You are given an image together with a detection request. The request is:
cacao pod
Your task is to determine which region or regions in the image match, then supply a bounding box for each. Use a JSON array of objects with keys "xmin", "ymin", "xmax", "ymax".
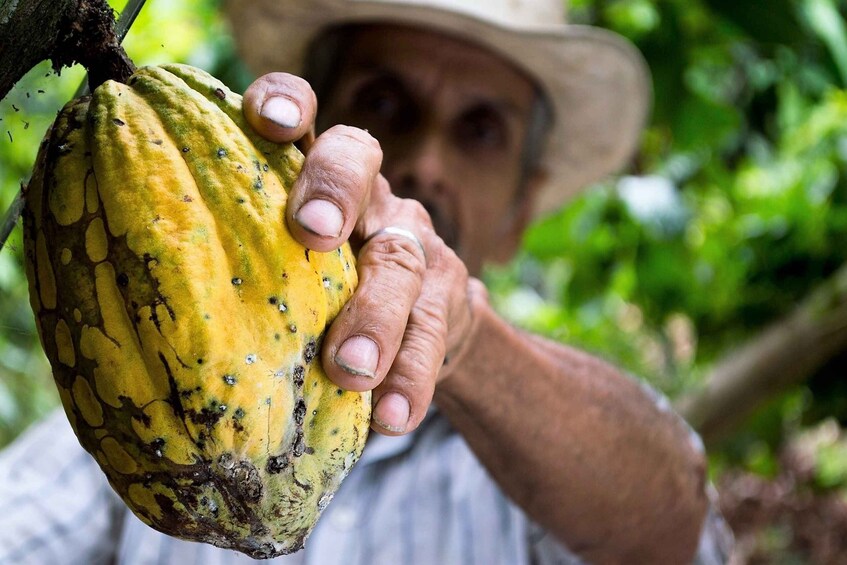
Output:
[{"xmin": 22, "ymin": 64, "xmax": 370, "ymax": 558}]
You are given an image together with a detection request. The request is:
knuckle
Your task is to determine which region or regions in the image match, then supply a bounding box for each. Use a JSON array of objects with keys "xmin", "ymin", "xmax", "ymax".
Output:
[
  {"xmin": 400, "ymin": 325, "xmax": 445, "ymax": 377},
  {"xmin": 399, "ymin": 198, "xmax": 432, "ymax": 226},
  {"xmin": 325, "ymin": 124, "xmax": 382, "ymax": 154},
  {"xmin": 363, "ymin": 237, "xmax": 427, "ymax": 279},
  {"xmin": 353, "ymin": 287, "xmax": 409, "ymax": 326}
]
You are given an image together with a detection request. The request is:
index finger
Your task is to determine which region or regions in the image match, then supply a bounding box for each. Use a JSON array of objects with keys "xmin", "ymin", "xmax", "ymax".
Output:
[
  {"xmin": 242, "ymin": 72, "xmax": 317, "ymax": 143},
  {"xmin": 287, "ymin": 125, "xmax": 384, "ymax": 252}
]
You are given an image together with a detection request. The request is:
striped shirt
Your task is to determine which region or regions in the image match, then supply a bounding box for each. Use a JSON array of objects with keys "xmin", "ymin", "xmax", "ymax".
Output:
[{"xmin": 0, "ymin": 407, "xmax": 733, "ymax": 564}]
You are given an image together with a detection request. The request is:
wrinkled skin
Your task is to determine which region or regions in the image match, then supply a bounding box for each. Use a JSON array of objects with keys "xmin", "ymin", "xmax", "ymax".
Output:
[{"xmin": 242, "ymin": 26, "xmax": 711, "ymax": 565}]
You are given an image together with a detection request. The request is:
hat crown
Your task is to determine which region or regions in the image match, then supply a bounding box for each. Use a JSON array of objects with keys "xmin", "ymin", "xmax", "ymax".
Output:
[{"xmin": 353, "ymin": 0, "xmax": 567, "ymax": 28}]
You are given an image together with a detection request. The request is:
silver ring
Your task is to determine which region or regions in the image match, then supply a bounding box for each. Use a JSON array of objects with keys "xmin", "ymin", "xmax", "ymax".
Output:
[{"xmin": 365, "ymin": 226, "xmax": 427, "ymax": 261}]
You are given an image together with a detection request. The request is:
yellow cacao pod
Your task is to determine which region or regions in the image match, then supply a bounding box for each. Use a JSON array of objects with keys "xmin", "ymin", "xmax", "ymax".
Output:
[{"xmin": 22, "ymin": 64, "xmax": 370, "ymax": 558}]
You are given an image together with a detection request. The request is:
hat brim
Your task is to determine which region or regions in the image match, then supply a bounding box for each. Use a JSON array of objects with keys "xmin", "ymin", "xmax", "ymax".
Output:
[{"xmin": 225, "ymin": 0, "xmax": 651, "ymax": 218}]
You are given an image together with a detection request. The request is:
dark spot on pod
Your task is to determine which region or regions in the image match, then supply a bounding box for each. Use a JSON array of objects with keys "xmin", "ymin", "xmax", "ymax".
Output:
[
  {"xmin": 182, "ymin": 146, "xmax": 190, "ymax": 153},
  {"xmin": 113, "ymin": 118, "xmax": 125, "ymax": 126},
  {"xmin": 289, "ymin": 324, "xmax": 297, "ymax": 333},
  {"xmin": 182, "ymin": 195, "xmax": 193, "ymax": 202},
  {"xmin": 152, "ymin": 139, "xmax": 164, "ymax": 145},
  {"xmin": 233, "ymin": 407, "xmax": 245, "ymax": 420},
  {"xmin": 217, "ymin": 148, "xmax": 227, "ymax": 158},
  {"xmin": 336, "ymin": 389, "xmax": 344, "ymax": 396},
  {"xmin": 304, "ymin": 249, "xmax": 310, "ymax": 261},
  {"xmin": 214, "ymin": 87, "xmax": 226, "ymax": 100},
  {"xmin": 131, "ymin": 409, "xmax": 152, "ymax": 427},
  {"xmin": 223, "ymin": 374, "xmax": 236, "ymax": 386},
  {"xmin": 312, "ymin": 409, "xmax": 318, "ymax": 416},
  {"xmin": 266, "ymin": 454, "xmax": 289, "ymax": 474},
  {"xmin": 293, "ymin": 365, "xmax": 305, "ymax": 387},
  {"xmin": 274, "ymin": 333, "xmax": 281, "ymax": 341},
  {"xmin": 151, "ymin": 437, "xmax": 165, "ymax": 457},
  {"xmin": 200, "ymin": 495, "xmax": 219, "ymax": 516},
  {"xmin": 293, "ymin": 433, "xmax": 305, "ymax": 457},
  {"xmin": 303, "ymin": 340, "xmax": 317, "ymax": 364},
  {"xmin": 331, "ymin": 428, "xmax": 339, "ymax": 436},
  {"xmin": 188, "ymin": 404, "xmax": 225, "ymax": 429},
  {"xmin": 268, "ymin": 296, "xmax": 278, "ymax": 305},
  {"xmin": 294, "ymin": 399, "xmax": 306, "ymax": 425},
  {"xmin": 254, "ymin": 177, "xmax": 263, "ymax": 190},
  {"xmin": 204, "ymin": 313, "xmax": 211, "ymax": 320},
  {"xmin": 179, "ymin": 385, "xmax": 202, "ymax": 399},
  {"xmin": 305, "ymin": 447, "xmax": 315, "ymax": 455},
  {"xmin": 282, "ymin": 272, "xmax": 288, "ymax": 279},
  {"xmin": 337, "ymin": 283, "xmax": 344, "ymax": 291},
  {"xmin": 128, "ymin": 76, "xmax": 138, "ymax": 85},
  {"xmin": 254, "ymin": 543, "xmax": 277, "ymax": 559},
  {"xmin": 236, "ymin": 197, "xmax": 245, "ymax": 204},
  {"xmin": 196, "ymin": 358, "xmax": 204, "ymax": 365},
  {"xmin": 231, "ymin": 277, "xmax": 242, "ymax": 286},
  {"xmin": 116, "ymin": 272, "xmax": 129, "ymax": 287},
  {"xmin": 218, "ymin": 455, "xmax": 263, "ymax": 502},
  {"xmin": 263, "ymin": 164, "xmax": 269, "ymax": 172}
]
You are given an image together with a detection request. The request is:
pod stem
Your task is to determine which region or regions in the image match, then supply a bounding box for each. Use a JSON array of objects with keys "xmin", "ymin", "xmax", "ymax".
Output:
[{"xmin": 52, "ymin": 0, "xmax": 136, "ymax": 90}]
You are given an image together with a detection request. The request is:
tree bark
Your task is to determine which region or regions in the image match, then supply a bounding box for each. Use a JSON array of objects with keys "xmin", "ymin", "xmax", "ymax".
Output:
[
  {"xmin": 0, "ymin": 0, "xmax": 133, "ymax": 101},
  {"xmin": 676, "ymin": 261, "xmax": 847, "ymax": 446}
]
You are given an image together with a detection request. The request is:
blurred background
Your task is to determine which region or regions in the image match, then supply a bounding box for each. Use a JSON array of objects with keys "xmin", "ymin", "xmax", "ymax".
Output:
[{"xmin": 2, "ymin": 0, "xmax": 847, "ymax": 562}]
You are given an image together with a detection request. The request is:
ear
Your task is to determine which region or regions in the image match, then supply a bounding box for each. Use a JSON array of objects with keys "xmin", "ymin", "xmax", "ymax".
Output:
[{"xmin": 488, "ymin": 169, "xmax": 549, "ymax": 264}]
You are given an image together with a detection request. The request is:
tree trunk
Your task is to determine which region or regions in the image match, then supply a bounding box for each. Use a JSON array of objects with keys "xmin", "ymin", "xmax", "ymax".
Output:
[
  {"xmin": 676, "ymin": 261, "xmax": 847, "ymax": 446},
  {"xmin": 0, "ymin": 0, "xmax": 133, "ymax": 101}
]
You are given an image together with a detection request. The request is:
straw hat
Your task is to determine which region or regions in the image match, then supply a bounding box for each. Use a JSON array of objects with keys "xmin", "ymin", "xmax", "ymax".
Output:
[{"xmin": 225, "ymin": 0, "xmax": 651, "ymax": 218}]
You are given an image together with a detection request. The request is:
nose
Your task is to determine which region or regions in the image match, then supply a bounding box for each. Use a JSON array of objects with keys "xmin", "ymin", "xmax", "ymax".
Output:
[
  {"xmin": 383, "ymin": 132, "xmax": 459, "ymax": 249},
  {"xmin": 385, "ymin": 132, "xmax": 447, "ymax": 201}
]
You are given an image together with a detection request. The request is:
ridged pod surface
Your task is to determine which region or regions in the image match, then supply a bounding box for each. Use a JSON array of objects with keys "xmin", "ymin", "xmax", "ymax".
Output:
[{"xmin": 22, "ymin": 64, "xmax": 370, "ymax": 558}]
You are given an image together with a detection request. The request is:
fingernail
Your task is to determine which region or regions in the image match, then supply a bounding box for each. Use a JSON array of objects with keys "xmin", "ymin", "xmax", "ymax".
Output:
[
  {"xmin": 374, "ymin": 393, "xmax": 410, "ymax": 433},
  {"xmin": 295, "ymin": 199, "xmax": 344, "ymax": 238},
  {"xmin": 335, "ymin": 336, "xmax": 379, "ymax": 378},
  {"xmin": 260, "ymin": 96, "xmax": 301, "ymax": 128}
]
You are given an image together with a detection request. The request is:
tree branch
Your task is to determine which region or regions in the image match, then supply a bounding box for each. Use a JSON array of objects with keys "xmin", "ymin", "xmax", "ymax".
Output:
[
  {"xmin": 0, "ymin": 0, "xmax": 133, "ymax": 101},
  {"xmin": 675, "ymin": 261, "xmax": 847, "ymax": 446}
]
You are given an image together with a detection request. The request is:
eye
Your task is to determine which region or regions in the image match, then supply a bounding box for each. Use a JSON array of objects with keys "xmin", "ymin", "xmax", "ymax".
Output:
[
  {"xmin": 455, "ymin": 106, "xmax": 508, "ymax": 151},
  {"xmin": 349, "ymin": 76, "xmax": 415, "ymax": 133}
]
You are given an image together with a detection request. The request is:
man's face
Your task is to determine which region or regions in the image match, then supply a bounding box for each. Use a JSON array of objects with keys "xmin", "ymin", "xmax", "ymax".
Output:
[{"xmin": 318, "ymin": 26, "xmax": 542, "ymax": 275}]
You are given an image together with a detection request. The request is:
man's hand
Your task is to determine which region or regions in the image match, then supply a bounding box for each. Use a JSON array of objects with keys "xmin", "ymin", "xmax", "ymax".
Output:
[{"xmin": 243, "ymin": 73, "xmax": 480, "ymax": 436}]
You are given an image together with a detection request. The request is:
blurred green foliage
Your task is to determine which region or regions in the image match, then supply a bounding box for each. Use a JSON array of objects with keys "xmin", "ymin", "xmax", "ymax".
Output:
[
  {"xmin": 489, "ymin": 0, "xmax": 847, "ymax": 479},
  {"xmin": 1, "ymin": 0, "xmax": 847, "ymax": 501}
]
